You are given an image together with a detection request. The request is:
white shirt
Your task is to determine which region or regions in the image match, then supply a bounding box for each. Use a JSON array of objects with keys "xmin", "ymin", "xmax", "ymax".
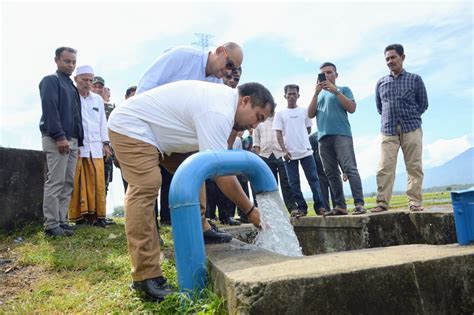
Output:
[
  {"xmin": 79, "ymin": 92, "xmax": 109, "ymax": 158},
  {"xmin": 272, "ymin": 106, "xmax": 313, "ymax": 160},
  {"xmin": 253, "ymin": 116, "xmax": 283, "ymax": 159},
  {"xmin": 108, "ymin": 80, "xmax": 238, "ymax": 155},
  {"xmin": 136, "ymin": 46, "xmax": 223, "ymax": 94}
]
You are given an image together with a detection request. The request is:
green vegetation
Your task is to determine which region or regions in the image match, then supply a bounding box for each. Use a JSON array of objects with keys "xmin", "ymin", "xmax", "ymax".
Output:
[
  {"xmin": 306, "ymin": 190, "xmax": 452, "ymax": 215},
  {"xmin": 0, "ymin": 220, "xmax": 226, "ymax": 314}
]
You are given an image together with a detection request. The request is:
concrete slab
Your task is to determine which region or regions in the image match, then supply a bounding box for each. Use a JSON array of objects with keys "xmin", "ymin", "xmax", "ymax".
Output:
[{"xmin": 206, "ymin": 242, "xmax": 474, "ymax": 314}]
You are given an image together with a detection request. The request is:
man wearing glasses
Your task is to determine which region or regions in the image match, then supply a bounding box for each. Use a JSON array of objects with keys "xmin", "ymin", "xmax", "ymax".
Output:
[{"xmin": 136, "ymin": 42, "xmax": 243, "ymax": 93}]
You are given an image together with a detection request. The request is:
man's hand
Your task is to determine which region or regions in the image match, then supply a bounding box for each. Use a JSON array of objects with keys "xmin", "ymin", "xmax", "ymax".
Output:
[
  {"xmin": 315, "ymin": 81, "xmax": 324, "ymax": 96},
  {"xmin": 103, "ymin": 144, "xmax": 112, "ymax": 157},
  {"xmin": 321, "ymin": 81, "xmax": 337, "ymax": 94},
  {"xmin": 248, "ymin": 207, "xmax": 261, "ymax": 228},
  {"xmin": 283, "ymin": 150, "xmax": 292, "ymax": 161},
  {"xmin": 56, "ymin": 139, "xmax": 70, "ymax": 154}
]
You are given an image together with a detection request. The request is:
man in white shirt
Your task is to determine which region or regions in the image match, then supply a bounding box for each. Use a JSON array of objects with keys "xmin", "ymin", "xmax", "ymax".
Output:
[
  {"xmin": 254, "ymin": 112, "xmax": 295, "ymax": 213},
  {"xmin": 68, "ymin": 65, "xmax": 112, "ymax": 227},
  {"xmin": 273, "ymin": 84, "xmax": 325, "ymax": 218},
  {"xmin": 136, "ymin": 43, "xmax": 243, "ymax": 94},
  {"xmin": 108, "ymin": 80, "xmax": 274, "ymax": 301}
]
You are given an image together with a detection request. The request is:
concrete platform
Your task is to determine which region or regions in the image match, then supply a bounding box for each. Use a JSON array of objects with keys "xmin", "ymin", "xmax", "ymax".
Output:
[{"xmin": 206, "ymin": 242, "xmax": 474, "ymax": 314}]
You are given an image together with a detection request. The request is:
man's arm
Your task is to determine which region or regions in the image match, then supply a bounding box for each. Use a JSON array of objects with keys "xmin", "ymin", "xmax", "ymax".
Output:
[
  {"xmin": 308, "ymin": 82, "xmax": 324, "ymax": 118},
  {"xmin": 321, "ymin": 82, "xmax": 356, "ymax": 113},
  {"xmin": 227, "ymin": 129, "xmax": 238, "ymax": 149},
  {"xmin": 39, "ymin": 76, "xmax": 65, "ymax": 141},
  {"xmin": 276, "ymin": 130, "xmax": 291, "ymax": 161},
  {"xmin": 375, "ymin": 81, "xmax": 382, "ymax": 115},
  {"xmin": 415, "ymin": 76, "xmax": 429, "ymax": 114},
  {"xmin": 215, "ymin": 175, "xmax": 260, "ymax": 227}
]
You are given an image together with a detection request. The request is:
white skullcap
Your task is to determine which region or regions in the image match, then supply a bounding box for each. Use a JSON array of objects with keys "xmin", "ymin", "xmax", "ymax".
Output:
[{"xmin": 75, "ymin": 65, "xmax": 94, "ymax": 76}]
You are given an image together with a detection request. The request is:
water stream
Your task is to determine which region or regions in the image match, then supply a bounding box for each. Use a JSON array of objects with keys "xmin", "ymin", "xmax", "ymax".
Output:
[{"xmin": 254, "ymin": 191, "xmax": 303, "ymax": 257}]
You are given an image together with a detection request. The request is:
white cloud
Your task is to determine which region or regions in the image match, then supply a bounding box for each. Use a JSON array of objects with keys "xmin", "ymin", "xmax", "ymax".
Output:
[{"xmin": 424, "ymin": 134, "xmax": 473, "ymax": 167}]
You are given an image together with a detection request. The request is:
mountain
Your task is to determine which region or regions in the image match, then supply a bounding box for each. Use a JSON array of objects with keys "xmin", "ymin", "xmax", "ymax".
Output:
[{"xmin": 361, "ymin": 147, "xmax": 474, "ymax": 193}]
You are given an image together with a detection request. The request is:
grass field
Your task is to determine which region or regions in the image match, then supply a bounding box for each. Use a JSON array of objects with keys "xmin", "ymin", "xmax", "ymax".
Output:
[
  {"xmin": 305, "ymin": 191, "xmax": 452, "ymax": 216},
  {"xmin": 0, "ymin": 222, "xmax": 225, "ymax": 314},
  {"xmin": 0, "ymin": 191, "xmax": 453, "ymax": 313}
]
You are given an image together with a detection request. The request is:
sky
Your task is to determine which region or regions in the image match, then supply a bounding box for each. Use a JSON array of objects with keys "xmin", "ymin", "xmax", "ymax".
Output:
[{"xmin": 1, "ymin": 0, "xmax": 473, "ymax": 212}]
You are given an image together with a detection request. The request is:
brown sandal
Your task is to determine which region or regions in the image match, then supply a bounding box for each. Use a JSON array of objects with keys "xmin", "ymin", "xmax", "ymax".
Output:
[
  {"xmin": 323, "ymin": 208, "xmax": 348, "ymax": 216},
  {"xmin": 409, "ymin": 205, "xmax": 424, "ymax": 212},
  {"xmin": 353, "ymin": 205, "xmax": 367, "ymax": 215},
  {"xmin": 371, "ymin": 205, "xmax": 388, "ymax": 213}
]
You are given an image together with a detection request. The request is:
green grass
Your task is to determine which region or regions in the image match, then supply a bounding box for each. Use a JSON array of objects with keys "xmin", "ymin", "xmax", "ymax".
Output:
[
  {"xmin": 306, "ymin": 190, "xmax": 452, "ymax": 215},
  {"xmin": 0, "ymin": 220, "xmax": 226, "ymax": 314}
]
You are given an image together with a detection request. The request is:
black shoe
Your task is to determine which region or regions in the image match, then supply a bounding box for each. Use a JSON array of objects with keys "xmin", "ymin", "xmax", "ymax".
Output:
[
  {"xmin": 203, "ymin": 223, "xmax": 232, "ymax": 244},
  {"xmin": 93, "ymin": 219, "xmax": 108, "ymax": 228},
  {"xmin": 130, "ymin": 276, "xmax": 175, "ymax": 301},
  {"xmin": 60, "ymin": 223, "xmax": 76, "ymax": 230},
  {"xmin": 45, "ymin": 226, "xmax": 74, "ymax": 237},
  {"xmin": 105, "ymin": 218, "xmax": 116, "ymax": 225},
  {"xmin": 75, "ymin": 218, "xmax": 88, "ymax": 226},
  {"xmin": 220, "ymin": 217, "xmax": 241, "ymax": 226}
]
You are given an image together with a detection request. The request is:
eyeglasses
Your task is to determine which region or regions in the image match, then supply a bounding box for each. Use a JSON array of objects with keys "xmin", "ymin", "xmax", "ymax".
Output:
[{"xmin": 223, "ymin": 47, "xmax": 239, "ymax": 72}]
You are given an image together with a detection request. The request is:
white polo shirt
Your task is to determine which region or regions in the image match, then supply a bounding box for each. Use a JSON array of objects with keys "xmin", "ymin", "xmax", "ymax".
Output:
[
  {"xmin": 79, "ymin": 92, "xmax": 109, "ymax": 158},
  {"xmin": 136, "ymin": 46, "xmax": 223, "ymax": 94},
  {"xmin": 108, "ymin": 80, "xmax": 238, "ymax": 155}
]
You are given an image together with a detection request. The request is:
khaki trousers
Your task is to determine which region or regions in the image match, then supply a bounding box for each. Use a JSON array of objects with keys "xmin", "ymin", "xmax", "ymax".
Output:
[
  {"xmin": 376, "ymin": 127, "xmax": 423, "ymax": 208},
  {"xmin": 109, "ymin": 130, "xmax": 208, "ymax": 281}
]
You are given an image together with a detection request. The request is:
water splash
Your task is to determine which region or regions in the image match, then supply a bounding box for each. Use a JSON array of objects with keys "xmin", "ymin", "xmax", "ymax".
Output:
[{"xmin": 254, "ymin": 191, "xmax": 303, "ymax": 257}]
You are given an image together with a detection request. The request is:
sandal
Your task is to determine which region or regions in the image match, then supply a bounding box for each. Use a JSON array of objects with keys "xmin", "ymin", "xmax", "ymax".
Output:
[
  {"xmin": 409, "ymin": 205, "xmax": 424, "ymax": 212},
  {"xmin": 290, "ymin": 210, "xmax": 307, "ymax": 218},
  {"xmin": 371, "ymin": 205, "xmax": 388, "ymax": 213},
  {"xmin": 323, "ymin": 208, "xmax": 348, "ymax": 216},
  {"xmin": 352, "ymin": 205, "xmax": 367, "ymax": 215},
  {"xmin": 316, "ymin": 208, "xmax": 327, "ymax": 216}
]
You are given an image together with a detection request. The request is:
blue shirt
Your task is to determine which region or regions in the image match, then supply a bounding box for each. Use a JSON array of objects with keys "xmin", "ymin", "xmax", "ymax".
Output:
[
  {"xmin": 316, "ymin": 86, "xmax": 354, "ymax": 140},
  {"xmin": 136, "ymin": 46, "xmax": 222, "ymax": 94},
  {"xmin": 375, "ymin": 69, "xmax": 428, "ymax": 136}
]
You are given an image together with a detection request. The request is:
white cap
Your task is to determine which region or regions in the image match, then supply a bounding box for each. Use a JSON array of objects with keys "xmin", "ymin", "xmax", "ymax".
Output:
[{"xmin": 75, "ymin": 65, "xmax": 94, "ymax": 76}]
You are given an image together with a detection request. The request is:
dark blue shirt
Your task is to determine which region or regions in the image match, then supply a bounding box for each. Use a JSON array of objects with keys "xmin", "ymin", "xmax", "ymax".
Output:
[
  {"xmin": 39, "ymin": 71, "xmax": 83, "ymax": 145},
  {"xmin": 375, "ymin": 69, "xmax": 428, "ymax": 136}
]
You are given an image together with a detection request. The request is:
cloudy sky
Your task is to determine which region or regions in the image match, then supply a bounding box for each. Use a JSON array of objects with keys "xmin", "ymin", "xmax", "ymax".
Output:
[{"xmin": 1, "ymin": 0, "xmax": 473, "ymax": 211}]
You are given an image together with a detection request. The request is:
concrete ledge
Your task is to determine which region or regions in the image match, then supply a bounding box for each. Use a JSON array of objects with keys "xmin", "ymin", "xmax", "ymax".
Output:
[{"xmin": 206, "ymin": 242, "xmax": 474, "ymax": 314}]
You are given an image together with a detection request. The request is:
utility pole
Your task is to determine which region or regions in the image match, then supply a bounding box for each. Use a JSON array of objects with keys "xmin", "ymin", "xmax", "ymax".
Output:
[{"xmin": 192, "ymin": 33, "xmax": 213, "ymax": 51}]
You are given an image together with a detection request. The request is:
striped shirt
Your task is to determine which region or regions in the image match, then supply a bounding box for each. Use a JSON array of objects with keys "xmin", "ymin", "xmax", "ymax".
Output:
[
  {"xmin": 375, "ymin": 69, "xmax": 428, "ymax": 136},
  {"xmin": 253, "ymin": 116, "xmax": 283, "ymax": 159}
]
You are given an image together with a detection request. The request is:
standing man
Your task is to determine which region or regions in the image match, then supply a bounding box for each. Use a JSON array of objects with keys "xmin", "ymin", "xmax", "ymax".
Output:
[
  {"xmin": 91, "ymin": 76, "xmax": 105, "ymax": 98},
  {"xmin": 68, "ymin": 65, "xmax": 111, "ymax": 227},
  {"xmin": 254, "ymin": 109, "xmax": 296, "ymax": 213},
  {"xmin": 39, "ymin": 47, "xmax": 83, "ymax": 237},
  {"xmin": 308, "ymin": 62, "xmax": 366, "ymax": 215},
  {"xmin": 308, "ymin": 132, "xmax": 334, "ymax": 211},
  {"xmin": 273, "ymin": 84, "xmax": 325, "ymax": 218},
  {"xmin": 108, "ymin": 80, "xmax": 274, "ymax": 301},
  {"xmin": 372, "ymin": 44, "xmax": 429, "ymax": 212}
]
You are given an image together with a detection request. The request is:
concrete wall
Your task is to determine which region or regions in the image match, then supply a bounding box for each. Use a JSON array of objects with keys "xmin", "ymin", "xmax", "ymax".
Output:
[{"xmin": 0, "ymin": 148, "xmax": 46, "ymax": 233}]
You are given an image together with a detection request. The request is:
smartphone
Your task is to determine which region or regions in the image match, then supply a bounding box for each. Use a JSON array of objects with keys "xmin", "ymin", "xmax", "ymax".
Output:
[{"xmin": 318, "ymin": 73, "xmax": 326, "ymax": 82}]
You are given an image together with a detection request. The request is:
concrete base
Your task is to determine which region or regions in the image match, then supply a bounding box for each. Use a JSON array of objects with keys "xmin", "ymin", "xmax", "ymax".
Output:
[
  {"xmin": 228, "ymin": 210, "xmax": 457, "ymax": 255},
  {"xmin": 0, "ymin": 148, "xmax": 46, "ymax": 233},
  {"xmin": 207, "ymin": 242, "xmax": 474, "ymax": 314}
]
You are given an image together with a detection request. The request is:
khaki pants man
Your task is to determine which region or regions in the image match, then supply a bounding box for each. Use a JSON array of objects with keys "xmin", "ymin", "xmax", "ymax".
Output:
[
  {"xmin": 376, "ymin": 126, "xmax": 423, "ymax": 210},
  {"xmin": 109, "ymin": 130, "xmax": 209, "ymax": 281}
]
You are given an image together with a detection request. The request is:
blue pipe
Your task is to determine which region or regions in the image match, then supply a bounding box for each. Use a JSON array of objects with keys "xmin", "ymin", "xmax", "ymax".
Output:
[{"xmin": 169, "ymin": 150, "xmax": 278, "ymax": 292}]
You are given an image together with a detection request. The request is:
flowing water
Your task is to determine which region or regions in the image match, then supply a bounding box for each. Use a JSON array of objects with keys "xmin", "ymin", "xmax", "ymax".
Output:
[{"xmin": 254, "ymin": 191, "xmax": 303, "ymax": 257}]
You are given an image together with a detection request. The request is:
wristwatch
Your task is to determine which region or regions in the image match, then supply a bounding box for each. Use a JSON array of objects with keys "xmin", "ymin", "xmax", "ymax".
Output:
[{"xmin": 334, "ymin": 87, "xmax": 341, "ymax": 95}]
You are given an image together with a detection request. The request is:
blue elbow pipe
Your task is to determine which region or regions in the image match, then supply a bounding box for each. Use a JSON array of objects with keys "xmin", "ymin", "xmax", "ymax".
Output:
[{"xmin": 168, "ymin": 150, "xmax": 278, "ymax": 292}]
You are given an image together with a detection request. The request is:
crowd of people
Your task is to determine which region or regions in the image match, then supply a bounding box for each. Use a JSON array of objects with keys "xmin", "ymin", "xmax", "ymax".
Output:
[{"xmin": 38, "ymin": 42, "xmax": 428, "ymax": 301}]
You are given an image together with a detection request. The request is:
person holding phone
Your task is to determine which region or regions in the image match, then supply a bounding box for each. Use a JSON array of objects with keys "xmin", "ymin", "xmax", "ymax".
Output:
[{"xmin": 308, "ymin": 62, "xmax": 366, "ymax": 216}]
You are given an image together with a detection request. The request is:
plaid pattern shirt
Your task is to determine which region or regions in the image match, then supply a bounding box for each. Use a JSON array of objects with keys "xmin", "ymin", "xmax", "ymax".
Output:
[
  {"xmin": 375, "ymin": 69, "xmax": 428, "ymax": 136},
  {"xmin": 253, "ymin": 116, "xmax": 283, "ymax": 159}
]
